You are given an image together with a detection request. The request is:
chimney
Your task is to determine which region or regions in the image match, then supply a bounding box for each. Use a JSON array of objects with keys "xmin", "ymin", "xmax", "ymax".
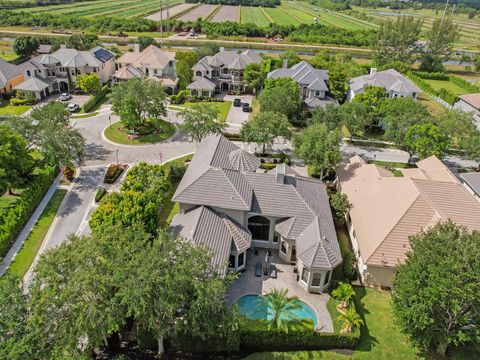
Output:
[
  {"xmin": 370, "ymin": 67, "xmax": 377, "ymax": 75},
  {"xmin": 134, "ymin": 43, "xmax": 140, "ymax": 53},
  {"xmin": 220, "ymin": 47, "xmax": 225, "ymax": 52},
  {"xmin": 60, "ymin": 44, "xmax": 67, "ymax": 49},
  {"xmin": 282, "ymin": 59, "xmax": 288, "ymax": 69},
  {"xmin": 276, "ymin": 164, "xmax": 285, "ymax": 184}
]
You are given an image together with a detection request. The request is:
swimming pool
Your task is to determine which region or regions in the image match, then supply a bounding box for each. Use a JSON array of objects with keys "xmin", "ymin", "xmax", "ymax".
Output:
[{"xmin": 236, "ymin": 294, "xmax": 317, "ymax": 328}]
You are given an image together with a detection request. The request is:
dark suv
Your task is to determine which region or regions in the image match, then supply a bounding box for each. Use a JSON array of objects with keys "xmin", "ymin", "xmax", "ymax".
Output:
[
  {"xmin": 242, "ymin": 103, "xmax": 252, "ymax": 112},
  {"xmin": 233, "ymin": 98, "xmax": 242, "ymax": 107}
]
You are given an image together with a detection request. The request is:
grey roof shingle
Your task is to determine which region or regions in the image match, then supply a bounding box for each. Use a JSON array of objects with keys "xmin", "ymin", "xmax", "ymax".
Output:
[
  {"xmin": 461, "ymin": 172, "xmax": 480, "ymax": 196},
  {"xmin": 172, "ymin": 135, "xmax": 341, "ymax": 270},
  {"xmin": 169, "ymin": 206, "xmax": 252, "ymax": 268},
  {"xmin": 187, "ymin": 77, "xmax": 216, "ymax": 90},
  {"xmin": 14, "ymin": 76, "xmax": 52, "ymax": 92},
  {"xmin": 267, "ymin": 61, "xmax": 330, "ymax": 92},
  {"xmin": 34, "ymin": 46, "xmax": 114, "ymax": 68},
  {"xmin": 195, "ymin": 49, "xmax": 261, "ymax": 71},
  {"xmin": 0, "ymin": 58, "xmax": 22, "ymax": 88},
  {"xmin": 349, "ymin": 69, "xmax": 420, "ymax": 94}
]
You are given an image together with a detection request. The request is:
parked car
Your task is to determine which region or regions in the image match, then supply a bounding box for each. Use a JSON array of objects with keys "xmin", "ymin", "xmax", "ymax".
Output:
[
  {"xmin": 67, "ymin": 103, "xmax": 80, "ymax": 112},
  {"xmin": 233, "ymin": 98, "xmax": 242, "ymax": 107},
  {"xmin": 242, "ymin": 103, "xmax": 252, "ymax": 112},
  {"xmin": 59, "ymin": 93, "xmax": 72, "ymax": 101}
]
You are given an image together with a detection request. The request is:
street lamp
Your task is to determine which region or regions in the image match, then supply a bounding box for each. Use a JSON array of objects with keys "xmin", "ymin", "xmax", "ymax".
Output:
[
  {"xmin": 109, "ymin": 115, "xmax": 112, "ymax": 127},
  {"xmin": 115, "ymin": 149, "xmax": 119, "ymax": 165},
  {"xmin": 159, "ymin": 152, "xmax": 163, "ymax": 166}
]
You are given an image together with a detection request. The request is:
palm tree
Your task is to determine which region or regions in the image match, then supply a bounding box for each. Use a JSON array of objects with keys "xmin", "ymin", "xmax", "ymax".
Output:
[
  {"xmin": 336, "ymin": 306, "xmax": 364, "ymax": 334},
  {"xmin": 332, "ymin": 282, "xmax": 355, "ymax": 309},
  {"xmin": 257, "ymin": 288, "xmax": 303, "ymax": 333}
]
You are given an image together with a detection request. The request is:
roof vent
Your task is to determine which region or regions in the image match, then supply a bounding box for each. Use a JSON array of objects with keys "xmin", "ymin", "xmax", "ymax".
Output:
[
  {"xmin": 322, "ymin": 235, "xmax": 328, "ymax": 242},
  {"xmin": 370, "ymin": 67, "xmax": 377, "ymax": 75},
  {"xmin": 282, "ymin": 59, "xmax": 289, "ymax": 69},
  {"xmin": 276, "ymin": 164, "xmax": 285, "ymax": 184}
]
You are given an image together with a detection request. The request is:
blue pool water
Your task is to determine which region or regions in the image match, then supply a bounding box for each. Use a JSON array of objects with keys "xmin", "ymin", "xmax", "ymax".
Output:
[{"xmin": 237, "ymin": 294, "xmax": 317, "ymax": 328}]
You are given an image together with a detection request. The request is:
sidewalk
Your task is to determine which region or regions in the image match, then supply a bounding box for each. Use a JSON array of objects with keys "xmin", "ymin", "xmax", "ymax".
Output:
[{"xmin": 0, "ymin": 172, "xmax": 63, "ymax": 277}]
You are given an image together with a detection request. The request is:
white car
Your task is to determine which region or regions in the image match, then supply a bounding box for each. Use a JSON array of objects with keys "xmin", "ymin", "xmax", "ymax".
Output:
[
  {"xmin": 59, "ymin": 93, "xmax": 72, "ymax": 101},
  {"xmin": 67, "ymin": 103, "xmax": 80, "ymax": 112}
]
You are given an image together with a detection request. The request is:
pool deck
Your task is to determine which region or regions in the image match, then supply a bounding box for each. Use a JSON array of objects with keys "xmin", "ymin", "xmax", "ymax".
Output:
[{"xmin": 226, "ymin": 250, "xmax": 334, "ymax": 332}]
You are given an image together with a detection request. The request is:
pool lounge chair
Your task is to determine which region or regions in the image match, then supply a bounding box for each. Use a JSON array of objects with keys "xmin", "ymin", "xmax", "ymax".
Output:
[{"xmin": 255, "ymin": 262, "xmax": 262, "ymax": 277}]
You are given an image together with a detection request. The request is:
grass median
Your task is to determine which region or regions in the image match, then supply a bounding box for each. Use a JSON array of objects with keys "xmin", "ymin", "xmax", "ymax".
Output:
[
  {"xmin": 104, "ymin": 120, "xmax": 176, "ymax": 145},
  {"xmin": 7, "ymin": 189, "xmax": 67, "ymax": 278}
]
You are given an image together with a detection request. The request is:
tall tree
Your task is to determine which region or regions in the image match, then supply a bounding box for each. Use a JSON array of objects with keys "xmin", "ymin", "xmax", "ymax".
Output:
[
  {"xmin": 278, "ymin": 50, "xmax": 301, "ymax": 68},
  {"xmin": 257, "ymin": 289, "xmax": 303, "ymax": 332},
  {"xmin": 393, "ymin": 221, "xmax": 480, "ymax": 356},
  {"xmin": 0, "ymin": 125, "xmax": 33, "ymax": 195},
  {"xmin": 308, "ymin": 103, "xmax": 345, "ymax": 131},
  {"xmin": 353, "ymin": 85, "xmax": 387, "ymax": 108},
  {"xmin": 372, "ymin": 17, "xmax": 423, "ymax": 66},
  {"xmin": 110, "ymin": 78, "xmax": 168, "ymax": 132},
  {"xmin": 293, "ymin": 124, "xmax": 342, "ymax": 179},
  {"xmin": 405, "ymin": 122, "xmax": 449, "ymax": 159},
  {"xmin": 179, "ymin": 103, "xmax": 227, "ymax": 143},
  {"xmin": 13, "ymin": 36, "xmax": 39, "ymax": 57},
  {"xmin": 137, "ymin": 36, "xmax": 157, "ymax": 51},
  {"xmin": 243, "ymin": 62, "xmax": 266, "ymax": 92},
  {"xmin": 66, "ymin": 34, "xmax": 99, "ymax": 51},
  {"xmin": 10, "ymin": 102, "xmax": 85, "ymax": 167},
  {"xmin": 425, "ymin": 18, "xmax": 460, "ymax": 58},
  {"xmin": 241, "ymin": 111, "xmax": 291, "ymax": 153},
  {"xmin": 75, "ymin": 73, "xmax": 101, "ymax": 94},
  {"xmin": 176, "ymin": 51, "xmax": 197, "ymax": 89},
  {"xmin": 258, "ymin": 77, "xmax": 302, "ymax": 121}
]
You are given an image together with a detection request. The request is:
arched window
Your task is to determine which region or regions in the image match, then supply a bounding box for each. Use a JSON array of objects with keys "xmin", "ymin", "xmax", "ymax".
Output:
[
  {"xmin": 248, "ymin": 216, "xmax": 270, "ymax": 241},
  {"xmin": 195, "ymin": 71, "xmax": 202, "ymax": 77}
]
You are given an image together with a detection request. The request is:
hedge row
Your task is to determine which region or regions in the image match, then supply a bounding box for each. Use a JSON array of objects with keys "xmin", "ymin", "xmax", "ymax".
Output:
[
  {"xmin": 412, "ymin": 71, "xmax": 449, "ymax": 80},
  {"xmin": 407, "ymin": 72, "xmax": 458, "ymax": 105},
  {"xmin": 0, "ymin": 165, "xmax": 58, "ymax": 258},
  {"xmin": 82, "ymin": 84, "xmax": 110, "ymax": 113},
  {"xmin": 449, "ymin": 75, "xmax": 480, "ymax": 93}
]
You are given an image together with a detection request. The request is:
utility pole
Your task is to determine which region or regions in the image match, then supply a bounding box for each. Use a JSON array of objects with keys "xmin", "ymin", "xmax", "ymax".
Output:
[
  {"xmin": 441, "ymin": 0, "xmax": 450, "ymax": 24},
  {"xmin": 166, "ymin": 0, "xmax": 171, "ymax": 35},
  {"xmin": 159, "ymin": 0, "xmax": 164, "ymax": 38}
]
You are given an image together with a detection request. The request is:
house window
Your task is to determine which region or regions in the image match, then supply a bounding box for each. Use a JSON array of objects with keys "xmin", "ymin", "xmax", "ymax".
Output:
[
  {"xmin": 323, "ymin": 270, "xmax": 331, "ymax": 287},
  {"xmin": 238, "ymin": 252, "xmax": 245, "ymax": 268},
  {"xmin": 195, "ymin": 71, "xmax": 202, "ymax": 76},
  {"xmin": 201, "ymin": 90, "xmax": 209, "ymax": 97},
  {"xmin": 228, "ymin": 255, "xmax": 235, "ymax": 269},
  {"xmin": 153, "ymin": 69, "xmax": 158, "ymax": 75},
  {"xmin": 273, "ymin": 234, "xmax": 279, "ymax": 243},
  {"xmin": 347, "ymin": 213, "xmax": 351, "ymax": 224},
  {"xmin": 222, "ymin": 68, "xmax": 229, "ymax": 74},
  {"xmin": 315, "ymin": 90, "xmax": 320, "ymax": 96},
  {"xmin": 71, "ymin": 70, "xmax": 75, "ymax": 76},
  {"xmin": 27, "ymin": 70, "xmax": 31, "ymax": 76},
  {"xmin": 311, "ymin": 272, "xmax": 322, "ymax": 287},
  {"xmin": 93, "ymin": 67, "xmax": 97, "ymax": 73},
  {"xmin": 248, "ymin": 216, "xmax": 270, "ymax": 241},
  {"xmin": 280, "ymin": 241, "xmax": 287, "ymax": 255},
  {"xmin": 168, "ymin": 60, "xmax": 173, "ymax": 67},
  {"xmin": 301, "ymin": 268, "xmax": 309, "ymax": 284}
]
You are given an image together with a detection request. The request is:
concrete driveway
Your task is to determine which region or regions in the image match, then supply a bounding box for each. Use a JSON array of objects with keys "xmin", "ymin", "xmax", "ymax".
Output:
[{"xmin": 217, "ymin": 94, "xmax": 254, "ymax": 133}]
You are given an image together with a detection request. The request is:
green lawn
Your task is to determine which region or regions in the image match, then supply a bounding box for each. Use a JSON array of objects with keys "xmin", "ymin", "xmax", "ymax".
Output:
[
  {"xmin": 246, "ymin": 288, "xmax": 421, "ymax": 360},
  {"xmin": 423, "ymin": 79, "xmax": 470, "ymax": 96},
  {"xmin": 170, "ymin": 101, "xmax": 232, "ymax": 122},
  {"xmin": 0, "ymin": 100, "xmax": 31, "ymax": 116},
  {"xmin": 104, "ymin": 120, "xmax": 176, "ymax": 145},
  {"xmin": 0, "ymin": 52, "xmax": 19, "ymax": 61},
  {"xmin": 7, "ymin": 189, "xmax": 67, "ymax": 278}
]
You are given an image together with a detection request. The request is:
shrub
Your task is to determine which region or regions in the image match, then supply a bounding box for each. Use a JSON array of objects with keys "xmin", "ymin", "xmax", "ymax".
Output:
[
  {"xmin": 62, "ymin": 166, "xmax": 74, "ymax": 181},
  {"xmin": 170, "ymin": 89, "xmax": 189, "ymax": 105},
  {"xmin": 10, "ymin": 97, "xmax": 32, "ymax": 106},
  {"xmin": 342, "ymin": 250, "xmax": 357, "ymax": 281},
  {"xmin": 412, "ymin": 71, "xmax": 449, "ymax": 80},
  {"xmin": 82, "ymin": 84, "xmax": 110, "ymax": 113},
  {"xmin": 167, "ymin": 160, "xmax": 188, "ymax": 181},
  {"xmin": 103, "ymin": 164, "xmax": 125, "ymax": 184},
  {"xmin": 0, "ymin": 165, "xmax": 57, "ymax": 257},
  {"xmin": 449, "ymin": 75, "xmax": 480, "ymax": 93},
  {"xmin": 437, "ymin": 88, "xmax": 458, "ymax": 105},
  {"xmin": 95, "ymin": 188, "xmax": 107, "ymax": 203}
]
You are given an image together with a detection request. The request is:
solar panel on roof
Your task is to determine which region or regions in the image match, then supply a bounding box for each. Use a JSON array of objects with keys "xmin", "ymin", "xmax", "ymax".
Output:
[{"xmin": 93, "ymin": 48, "xmax": 114, "ymax": 63}]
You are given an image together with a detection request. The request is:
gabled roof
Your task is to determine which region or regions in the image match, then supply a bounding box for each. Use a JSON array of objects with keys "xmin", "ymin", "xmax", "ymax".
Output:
[
  {"xmin": 0, "ymin": 58, "xmax": 23, "ymax": 88},
  {"xmin": 461, "ymin": 172, "xmax": 480, "ymax": 197},
  {"xmin": 169, "ymin": 206, "xmax": 252, "ymax": 268},
  {"xmin": 267, "ymin": 61, "xmax": 330, "ymax": 92},
  {"xmin": 19, "ymin": 58, "xmax": 45, "ymax": 72},
  {"xmin": 113, "ymin": 65, "xmax": 144, "ymax": 80},
  {"xmin": 173, "ymin": 135, "xmax": 341, "ymax": 270},
  {"xmin": 305, "ymin": 96, "xmax": 339, "ymax": 109},
  {"xmin": 337, "ymin": 155, "xmax": 480, "ymax": 268},
  {"xmin": 37, "ymin": 44, "xmax": 52, "ymax": 54},
  {"xmin": 14, "ymin": 76, "xmax": 52, "ymax": 92},
  {"xmin": 117, "ymin": 45, "xmax": 175, "ymax": 69},
  {"xmin": 195, "ymin": 49, "xmax": 261, "ymax": 71},
  {"xmin": 35, "ymin": 46, "xmax": 114, "ymax": 68},
  {"xmin": 349, "ymin": 69, "xmax": 420, "ymax": 94},
  {"xmin": 187, "ymin": 77, "xmax": 216, "ymax": 91},
  {"xmin": 458, "ymin": 93, "xmax": 480, "ymax": 110}
]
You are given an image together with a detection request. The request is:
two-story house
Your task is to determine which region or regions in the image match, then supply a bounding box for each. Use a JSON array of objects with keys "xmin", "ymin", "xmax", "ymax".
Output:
[
  {"xmin": 187, "ymin": 49, "xmax": 261, "ymax": 97},
  {"xmin": 0, "ymin": 58, "xmax": 24, "ymax": 97},
  {"xmin": 169, "ymin": 135, "xmax": 342, "ymax": 293},
  {"xmin": 14, "ymin": 45, "xmax": 115, "ymax": 100},
  {"xmin": 114, "ymin": 45, "xmax": 178, "ymax": 94},
  {"xmin": 347, "ymin": 68, "xmax": 421, "ymax": 101},
  {"xmin": 267, "ymin": 61, "xmax": 338, "ymax": 109}
]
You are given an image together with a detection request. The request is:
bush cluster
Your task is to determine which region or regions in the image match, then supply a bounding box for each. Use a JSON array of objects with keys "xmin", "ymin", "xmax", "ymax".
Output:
[
  {"xmin": 82, "ymin": 84, "xmax": 110, "ymax": 113},
  {"xmin": 94, "ymin": 187, "xmax": 107, "ymax": 203},
  {"xmin": 0, "ymin": 165, "xmax": 57, "ymax": 257},
  {"xmin": 407, "ymin": 72, "xmax": 458, "ymax": 105},
  {"xmin": 103, "ymin": 164, "xmax": 125, "ymax": 184},
  {"xmin": 10, "ymin": 97, "xmax": 35, "ymax": 106},
  {"xmin": 412, "ymin": 71, "xmax": 449, "ymax": 81},
  {"xmin": 449, "ymin": 75, "xmax": 480, "ymax": 93},
  {"xmin": 170, "ymin": 90, "xmax": 189, "ymax": 105}
]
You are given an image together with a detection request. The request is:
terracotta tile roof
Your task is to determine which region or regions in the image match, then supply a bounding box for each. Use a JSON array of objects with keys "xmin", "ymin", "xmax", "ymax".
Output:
[{"xmin": 459, "ymin": 93, "xmax": 480, "ymax": 110}]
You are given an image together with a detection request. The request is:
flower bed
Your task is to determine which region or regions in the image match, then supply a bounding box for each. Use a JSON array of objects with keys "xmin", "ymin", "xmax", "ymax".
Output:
[{"xmin": 103, "ymin": 163, "xmax": 128, "ymax": 184}]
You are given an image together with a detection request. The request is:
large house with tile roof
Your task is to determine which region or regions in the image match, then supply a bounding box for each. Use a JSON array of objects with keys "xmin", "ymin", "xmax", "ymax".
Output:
[
  {"xmin": 113, "ymin": 45, "xmax": 178, "ymax": 94},
  {"xmin": 187, "ymin": 49, "xmax": 261, "ymax": 97},
  {"xmin": 14, "ymin": 45, "xmax": 115, "ymax": 99},
  {"xmin": 267, "ymin": 61, "xmax": 338, "ymax": 109},
  {"xmin": 169, "ymin": 135, "xmax": 341, "ymax": 293},
  {"xmin": 337, "ymin": 155, "xmax": 480, "ymax": 288},
  {"xmin": 347, "ymin": 68, "xmax": 421, "ymax": 101},
  {"xmin": 0, "ymin": 58, "xmax": 24, "ymax": 96}
]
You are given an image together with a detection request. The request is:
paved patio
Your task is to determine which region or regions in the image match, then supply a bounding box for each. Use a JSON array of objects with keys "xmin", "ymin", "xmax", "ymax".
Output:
[{"xmin": 227, "ymin": 250, "xmax": 334, "ymax": 332}]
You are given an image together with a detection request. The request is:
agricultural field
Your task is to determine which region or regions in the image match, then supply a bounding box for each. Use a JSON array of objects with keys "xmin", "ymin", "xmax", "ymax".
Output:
[
  {"xmin": 178, "ymin": 4, "xmax": 218, "ymax": 21},
  {"xmin": 240, "ymin": 6, "xmax": 271, "ymax": 26},
  {"xmin": 263, "ymin": 7, "xmax": 299, "ymax": 25},
  {"xmin": 145, "ymin": 3, "xmax": 197, "ymax": 21},
  {"xmin": 211, "ymin": 5, "xmax": 239, "ymax": 23}
]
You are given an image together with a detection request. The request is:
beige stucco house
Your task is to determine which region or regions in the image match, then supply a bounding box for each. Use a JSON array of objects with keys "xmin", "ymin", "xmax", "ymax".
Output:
[{"xmin": 337, "ymin": 155, "xmax": 480, "ymax": 288}]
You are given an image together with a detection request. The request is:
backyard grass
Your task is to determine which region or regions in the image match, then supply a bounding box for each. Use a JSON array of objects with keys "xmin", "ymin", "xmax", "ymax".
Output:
[
  {"xmin": 423, "ymin": 79, "xmax": 470, "ymax": 96},
  {"xmin": 246, "ymin": 288, "xmax": 421, "ymax": 360},
  {"xmin": 170, "ymin": 101, "xmax": 232, "ymax": 122},
  {"xmin": 0, "ymin": 100, "xmax": 31, "ymax": 116},
  {"xmin": 7, "ymin": 189, "xmax": 67, "ymax": 278},
  {"xmin": 104, "ymin": 120, "xmax": 176, "ymax": 145},
  {"xmin": 418, "ymin": 93, "xmax": 446, "ymax": 116}
]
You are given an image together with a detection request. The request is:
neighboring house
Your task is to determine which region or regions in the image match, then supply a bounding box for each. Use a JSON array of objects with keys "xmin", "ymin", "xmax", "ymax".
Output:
[
  {"xmin": 0, "ymin": 58, "xmax": 24, "ymax": 96},
  {"xmin": 267, "ymin": 61, "xmax": 338, "ymax": 109},
  {"xmin": 347, "ymin": 68, "xmax": 420, "ymax": 101},
  {"xmin": 14, "ymin": 45, "xmax": 115, "ymax": 99},
  {"xmin": 187, "ymin": 48, "xmax": 261, "ymax": 97},
  {"xmin": 454, "ymin": 93, "xmax": 480, "ymax": 129},
  {"xmin": 337, "ymin": 155, "xmax": 480, "ymax": 288},
  {"xmin": 169, "ymin": 135, "xmax": 341, "ymax": 293},
  {"xmin": 460, "ymin": 172, "xmax": 480, "ymax": 202},
  {"xmin": 114, "ymin": 45, "xmax": 178, "ymax": 94}
]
